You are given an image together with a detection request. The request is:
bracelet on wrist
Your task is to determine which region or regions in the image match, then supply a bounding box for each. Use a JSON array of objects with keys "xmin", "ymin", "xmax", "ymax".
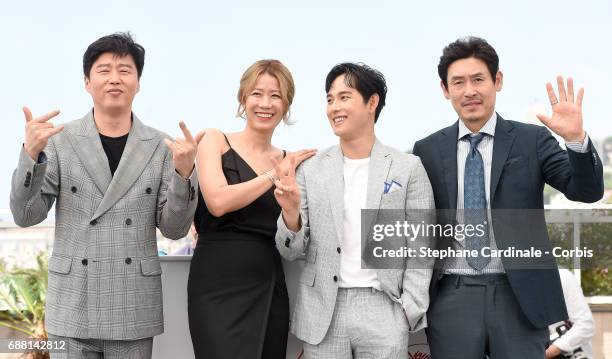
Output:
[{"xmin": 262, "ymin": 170, "xmax": 278, "ymax": 185}]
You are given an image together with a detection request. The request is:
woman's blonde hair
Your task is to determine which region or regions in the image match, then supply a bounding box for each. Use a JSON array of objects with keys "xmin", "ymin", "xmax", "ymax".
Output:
[{"xmin": 236, "ymin": 59, "xmax": 295, "ymax": 124}]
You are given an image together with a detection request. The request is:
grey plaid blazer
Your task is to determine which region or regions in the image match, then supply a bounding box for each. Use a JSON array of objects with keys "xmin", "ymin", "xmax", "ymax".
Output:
[
  {"xmin": 10, "ymin": 111, "xmax": 198, "ymax": 340},
  {"xmin": 276, "ymin": 139, "xmax": 435, "ymax": 345}
]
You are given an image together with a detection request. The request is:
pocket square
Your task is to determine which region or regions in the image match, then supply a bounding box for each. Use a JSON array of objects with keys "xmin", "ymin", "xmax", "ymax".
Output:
[
  {"xmin": 384, "ymin": 180, "xmax": 402, "ymax": 194},
  {"xmin": 504, "ymin": 156, "xmax": 523, "ymax": 168}
]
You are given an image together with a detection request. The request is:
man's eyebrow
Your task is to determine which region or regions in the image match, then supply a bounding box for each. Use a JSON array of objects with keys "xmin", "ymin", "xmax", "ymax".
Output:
[
  {"xmin": 449, "ymin": 75, "xmax": 466, "ymax": 81},
  {"xmin": 328, "ymin": 90, "xmax": 353, "ymax": 97},
  {"xmin": 450, "ymin": 72, "xmax": 487, "ymax": 81}
]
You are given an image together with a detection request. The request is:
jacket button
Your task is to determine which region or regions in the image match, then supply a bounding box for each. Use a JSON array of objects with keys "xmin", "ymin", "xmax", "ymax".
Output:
[
  {"xmin": 90, "ymin": 219, "xmax": 97, "ymax": 226},
  {"xmin": 146, "ymin": 187, "xmax": 152, "ymax": 194},
  {"xmin": 125, "ymin": 258, "xmax": 132, "ymax": 264},
  {"xmin": 81, "ymin": 259, "xmax": 88, "ymax": 266},
  {"xmin": 333, "ymin": 275, "xmax": 338, "ymax": 282},
  {"xmin": 71, "ymin": 186, "xmax": 77, "ymax": 193},
  {"xmin": 337, "ymin": 247, "xmax": 341, "ymax": 254},
  {"xmin": 285, "ymin": 238, "xmax": 291, "ymax": 248},
  {"xmin": 125, "ymin": 218, "xmax": 132, "ymax": 225}
]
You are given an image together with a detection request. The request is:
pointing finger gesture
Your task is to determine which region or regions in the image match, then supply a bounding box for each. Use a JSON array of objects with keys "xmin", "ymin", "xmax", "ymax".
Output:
[{"xmin": 164, "ymin": 121, "xmax": 198, "ymax": 178}]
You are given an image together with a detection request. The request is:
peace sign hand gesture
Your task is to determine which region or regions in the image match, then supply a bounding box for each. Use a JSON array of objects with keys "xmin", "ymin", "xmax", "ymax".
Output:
[
  {"xmin": 272, "ymin": 156, "xmax": 301, "ymax": 230},
  {"xmin": 23, "ymin": 106, "xmax": 64, "ymax": 161},
  {"xmin": 164, "ymin": 121, "xmax": 205, "ymax": 179},
  {"xmin": 536, "ymin": 76, "xmax": 586, "ymax": 143}
]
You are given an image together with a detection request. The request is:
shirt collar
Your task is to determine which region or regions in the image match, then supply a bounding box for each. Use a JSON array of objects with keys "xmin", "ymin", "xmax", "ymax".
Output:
[{"xmin": 457, "ymin": 111, "xmax": 497, "ymax": 140}]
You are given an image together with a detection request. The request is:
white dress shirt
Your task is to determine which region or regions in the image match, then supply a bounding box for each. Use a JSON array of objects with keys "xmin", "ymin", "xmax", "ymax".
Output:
[
  {"xmin": 445, "ymin": 112, "xmax": 591, "ymax": 275},
  {"xmin": 445, "ymin": 112, "xmax": 505, "ymax": 274}
]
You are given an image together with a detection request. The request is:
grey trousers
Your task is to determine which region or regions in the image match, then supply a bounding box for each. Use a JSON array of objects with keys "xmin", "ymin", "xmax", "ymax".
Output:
[
  {"xmin": 47, "ymin": 334, "xmax": 153, "ymax": 359},
  {"xmin": 303, "ymin": 287, "xmax": 409, "ymax": 359},
  {"xmin": 426, "ymin": 274, "xmax": 549, "ymax": 359}
]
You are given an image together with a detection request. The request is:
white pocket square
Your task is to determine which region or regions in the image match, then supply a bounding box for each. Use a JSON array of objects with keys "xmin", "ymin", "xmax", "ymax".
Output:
[{"xmin": 384, "ymin": 180, "xmax": 402, "ymax": 194}]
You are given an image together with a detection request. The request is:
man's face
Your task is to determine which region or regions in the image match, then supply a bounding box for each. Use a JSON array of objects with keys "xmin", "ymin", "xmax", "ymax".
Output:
[
  {"xmin": 85, "ymin": 53, "xmax": 140, "ymax": 113},
  {"xmin": 442, "ymin": 57, "xmax": 502, "ymax": 125},
  {"xmin": 326, "ymin": 74, "xmax": 377, "ymax": 140}
]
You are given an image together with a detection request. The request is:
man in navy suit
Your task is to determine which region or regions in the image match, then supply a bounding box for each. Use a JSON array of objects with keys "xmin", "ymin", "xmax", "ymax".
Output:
[{"xmin": 413, "ymin": 36, "xmax": 603, "ymax": 359}]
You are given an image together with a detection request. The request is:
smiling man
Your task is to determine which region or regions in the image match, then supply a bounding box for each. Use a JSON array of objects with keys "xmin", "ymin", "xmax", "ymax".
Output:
[
  {"xmin": 10, "ymin": 33, "xmax": 201, "ymax": 359},
  {"xmin": 412, "ymin": 36, "xmax": 604, "ymax": 359},
  {"xmin": 273, "ymin": 63, "xmax": 435, "ymax": 358}
]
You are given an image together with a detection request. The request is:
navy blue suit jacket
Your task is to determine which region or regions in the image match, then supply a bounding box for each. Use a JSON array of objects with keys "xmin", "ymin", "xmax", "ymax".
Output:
[{"xmin": 412, "ymin": 114, "xmax": 604, "ymax": 328}]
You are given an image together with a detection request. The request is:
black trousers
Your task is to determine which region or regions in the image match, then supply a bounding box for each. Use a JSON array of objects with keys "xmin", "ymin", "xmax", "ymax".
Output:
[{"xmin": 426, "ymin": 274, "xmax": 549, "ymax": 359}]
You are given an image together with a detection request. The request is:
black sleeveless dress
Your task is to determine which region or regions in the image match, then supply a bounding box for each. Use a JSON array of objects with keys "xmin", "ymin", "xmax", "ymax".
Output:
[{"xmin": 187, "ymin": 135, "xmax": 289, "ymax": 359}]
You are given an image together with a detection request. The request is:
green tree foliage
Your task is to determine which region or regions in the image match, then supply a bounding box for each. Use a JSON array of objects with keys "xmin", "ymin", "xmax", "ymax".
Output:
[{"xmin": 0, "ymin": 252, "xmax": 49, "ymax": 359}]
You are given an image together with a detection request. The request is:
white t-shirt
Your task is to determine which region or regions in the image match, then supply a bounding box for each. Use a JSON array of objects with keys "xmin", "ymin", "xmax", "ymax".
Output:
[
  {"xmin": 548, "ymin": 269, "xmax": 595, "ymax": 358},
  {"xmin": 339, "ymin": 156, "xmax": 380, "ymax": 289}
]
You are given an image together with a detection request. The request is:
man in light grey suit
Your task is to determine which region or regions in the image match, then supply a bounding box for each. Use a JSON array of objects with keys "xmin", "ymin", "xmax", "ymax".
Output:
[
  {"xmin": 273, "ymin": 63, "xmax": 435, "ymax": 358},
  {"xmin": 10, "ymin": 33, "xmax": 201, "ymax": 358}
]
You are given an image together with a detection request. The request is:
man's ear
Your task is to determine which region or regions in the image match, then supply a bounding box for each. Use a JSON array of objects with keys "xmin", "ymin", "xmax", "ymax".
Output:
[
  {"xmin": 495, "ymin": 70, "xmax": 503, "ymax": 92},
  {"xmin": 441, "ymin": 80, "xmax": 450, "ymax": 99},
  {"xmin": 368, "ymin": 93, "xmax": 379, "ymax": 113},
  {"xmin": 84, "ymin": 76, "xmax": 91, "ymax": 93}
]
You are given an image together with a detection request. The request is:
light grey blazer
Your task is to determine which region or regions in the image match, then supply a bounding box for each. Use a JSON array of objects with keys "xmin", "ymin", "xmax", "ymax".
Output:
[
  {"xmin": 10, "ymin": 111, "xmax": 198, "ymax": 340},
  {"xmin": 276, "ymin": 139, "xmax": 435, "ymax": 345}
]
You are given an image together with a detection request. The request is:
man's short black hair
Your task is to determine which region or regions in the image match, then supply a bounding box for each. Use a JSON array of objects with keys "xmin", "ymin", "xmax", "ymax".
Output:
[
  {"xmin": 83, "ymin": 32, "xmax": 145, "ymax": 79},
  {"xmin": 438, "ymin": 36, "xmax": 499, "ymax": 89},
  {"xmin": 325, "ymin": 62, "xmax": 387, "ymax": 123}
]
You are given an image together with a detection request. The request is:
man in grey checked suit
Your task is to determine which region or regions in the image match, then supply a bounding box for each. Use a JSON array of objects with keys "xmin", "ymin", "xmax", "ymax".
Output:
[
  {"xmin": 273, "ymin": 63, "xmax": 435, "ymax": 358},
  {"xmin": 10, "ymin": 33, "xmax": 201, "ymax": 358}
]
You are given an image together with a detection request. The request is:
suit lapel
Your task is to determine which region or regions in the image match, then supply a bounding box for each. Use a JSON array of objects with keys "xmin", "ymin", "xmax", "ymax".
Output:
[
  {"xmin": 438, "ymin": 122, "xmax": 459, "ymax": 209},
  {"xmin": 362, "ymin": 140, "xmax": 392, "ymax": 240},
  {"xmin": 490, "ymin": 115, "xmax": 516, "ymax": 203},
  {"xmin": 364, "ymin": 141, "xmax": 399, "ymax": 294},
  {"xmin": 92, "ymin": 114, "xmax": 159, "ymax": 220},
  {"xmin": 323, "ymin": 146, "xmax": 345, "ymax": 244},
  {"xmin": 67, "ymin": 111, "xmax": 112, "ymax": 195},
  {"xmin": 365, "ymin": 140, "xmax": 392, "ymax": 210}
]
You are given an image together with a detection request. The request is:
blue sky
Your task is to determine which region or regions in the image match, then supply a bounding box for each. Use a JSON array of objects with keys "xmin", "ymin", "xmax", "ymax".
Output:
[{"xmin": 1, "ymin": 0, "xmax": 611, "ymax": 213}]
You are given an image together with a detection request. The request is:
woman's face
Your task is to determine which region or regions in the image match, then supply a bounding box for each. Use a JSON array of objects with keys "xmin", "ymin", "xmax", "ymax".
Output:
[{"xmin": 243, "ymin": 73, "xmax": 285, "ymax": 131}]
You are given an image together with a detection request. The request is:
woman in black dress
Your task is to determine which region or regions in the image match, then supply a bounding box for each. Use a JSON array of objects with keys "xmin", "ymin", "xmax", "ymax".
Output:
[{"xmin": 188, "ymin": 59, "xmax": 316, "ymax": 358}]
